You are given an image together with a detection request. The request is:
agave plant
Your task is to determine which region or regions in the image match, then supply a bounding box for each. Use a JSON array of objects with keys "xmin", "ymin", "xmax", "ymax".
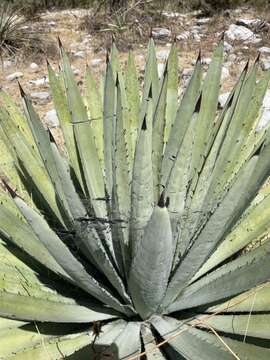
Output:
[{"xmin": 0, "ymin": 37, "xmax": 270, "ymax": 359}]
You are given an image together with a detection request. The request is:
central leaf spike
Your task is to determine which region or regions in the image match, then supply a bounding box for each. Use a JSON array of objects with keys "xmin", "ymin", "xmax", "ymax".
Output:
[{"xmin": 128, "ymin": 193, "xmax": 173, "ymax": 319}]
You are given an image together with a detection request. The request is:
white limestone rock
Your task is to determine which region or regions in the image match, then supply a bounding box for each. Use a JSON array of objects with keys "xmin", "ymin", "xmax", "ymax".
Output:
[
  {"xmin": 90, "ymin": 58, "xmax": 102, "ymax": 67},
  {"xmin": 218, "ymin": 92, "xmax": 230, "ymax": 109},
  {"xmin": 74, "ymin": 51, "xmax": 86, "ymax": 59},
  {"xmin": 152, "ymin": 28, "xmax": 171, "ymax": 39},
  {"xmin": 29, "ymin": 77, "xmax": 48, "ymax": 86},
  {"xmin": 29, "ymin": 63, "xmax": 39, "ymax": 72},
  {"xmin": 257, "ymin": 90, "xmax": 270, "ymax": 131},
  {"xmin": 259, "ymin": 47, "xmax": 270, "ymax": 54},
  {"xmin": 225, "ymin": 24, "xmax": 254, "ymax": 42},
  {"xmin": 31, "ymin": 91, "xmax": 50, "ymax": 101},
  {"xmin": 44, "ymin": 109, "xmax": 59, "ymax": 128},
  {"xmin": 176, "ymin": 31, "xmax": 191, "ymax": 41},
  {"xmin": 6, "ymin": 72, "xmax": 23, "ymax": 81},
  {"xmin": 221, "ymin": 67, "xmax": 230, "ymax": 81},
  {"xmin": 261, "ymin": 59, "xmax": 270, "ymax": 71}
]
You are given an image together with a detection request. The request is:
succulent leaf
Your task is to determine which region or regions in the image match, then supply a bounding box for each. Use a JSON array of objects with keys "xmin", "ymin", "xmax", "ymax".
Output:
[
  {"xmin": 85, "ymin": 66, "xmax": 104, "ymax": 166},
  {"xmin": 129, "ymin": 199, "xmax": 173, "ymax": 319},
  {"xmin": 125, "ymin": 51, "xmax": 140, "ymax": 156},
  {"xmin": 0, "ymin": 39, "xmax": 270, "ymax": 359},
  {"xmin": 48, "ymin": 63, "xmax": 85, "ymax": 193},
  {"xmin": 130, "ymin": 97, "xmax": 154, "ymax": 259}
]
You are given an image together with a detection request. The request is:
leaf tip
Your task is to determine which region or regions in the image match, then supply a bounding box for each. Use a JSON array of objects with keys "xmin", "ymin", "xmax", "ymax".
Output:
[
  {"xmin": 194, "ymin": 92, "xmax": 202, "ymax": 113},
  {"xmin": 158, "ymin": 191, "xmax": 166, "ymax": 208},
  {"xmin": 148, "ymin": 84, "xmax": 152, "ymax": 99},
  {"xmin": 106, "ymin": 49, "xmax": 110, "ymax": 64},
  {"xmin": 253, "ymin": 140, "xmax": 265, "ymax": 156},
  {"xmin": 197, "ymin": 48, "xmax": 201, "ymax": 63},
  {"xmin": 255, "ymin": 52, "xmax": 260, "ymax": 64},
  {"xmin": 158, "ymin": 191, "xmax": 170, "ymax": 208},
  {"xmin": 116, "ymin": 72, "xmax": 119, "ymax": 87},
  {"xmin": 46, "ymin": 59, "xmax": 51, "ymax": 68},
  {"xmin": 1, "ymin": 179, "xmax": 17, "ymax": 199},
  {"xmin": 243, "ymin": 59, "xmax": 249, "ymax": 72},
  {"xmin": 219, "ymin": 31, "xmax": 225, "ymax": 42},
  {"xmin": 18, "ymin": 82, "xmax": 26, "ymax": 98},
  {"xmin": 227, "ymin": 92, "xmax": 234, "ymax": 108},
  {"xmin": 48, "ymin": 128, "xmax": 56, "ymax": 143},
  {"xmin": 164, "ymin": 62, "xmax": 168, "ymax": 76},
  {"xmin": 58, "ymin": 36, "xmax": 63, "ymax": 48},
  {"xmin": 141, "ymin": 115, "xmax": 147, "ymax": 130}
]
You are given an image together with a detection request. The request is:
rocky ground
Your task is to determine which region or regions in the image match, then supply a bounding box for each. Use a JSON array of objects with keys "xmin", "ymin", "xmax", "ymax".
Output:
[{"xmin": 1, "ymin": 5, "xmax": 270, "ymax": 131}]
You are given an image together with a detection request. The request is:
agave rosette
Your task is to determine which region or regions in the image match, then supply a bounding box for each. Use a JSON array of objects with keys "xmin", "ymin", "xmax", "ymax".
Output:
[{"xmin": 0, "ymin": 38, "xmax": 270, "ymax": 359}]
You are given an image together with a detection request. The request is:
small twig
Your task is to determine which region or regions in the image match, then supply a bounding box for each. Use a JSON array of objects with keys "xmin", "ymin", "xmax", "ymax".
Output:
[
  {"xmin": 204, "ymin": 323, "xmax": 241, "ymax": 360},
  {"xmin": 34, "ymin": 322, "xmax": 53, "ymax": 360},
  {"xmin": 243, "ymin": 287, "xmax": 258, "ymax": 343}
]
